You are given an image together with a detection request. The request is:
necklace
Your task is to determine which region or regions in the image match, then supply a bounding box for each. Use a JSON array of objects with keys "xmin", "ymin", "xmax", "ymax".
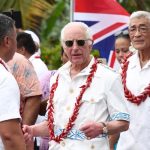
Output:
[
  {"xmin": 121, "ymin": 53, "xmax": 150, "ymax": 105},
  {"xmin": 48, "ymin": 58, "xmax": 98, "ymax": 143}
]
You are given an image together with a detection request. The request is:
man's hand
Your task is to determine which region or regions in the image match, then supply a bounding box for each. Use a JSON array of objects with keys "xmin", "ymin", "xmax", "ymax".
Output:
[
  {"xmin": 22, "ymin": 125, "xmax": 33, "ymax": 143},
  {"xmin": 79, "ymin": 121, "xmax": 103, "ymax": 139}
]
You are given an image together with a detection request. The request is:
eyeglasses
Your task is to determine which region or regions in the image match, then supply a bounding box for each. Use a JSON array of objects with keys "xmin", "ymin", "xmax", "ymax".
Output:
[
  {"xmin": 63, "ymin": 39, "xmax": 92, "ymax": 47},
  {"xmin": 129, "ymin": 26, "xmax": 150, "ymax": 35},
  {"xmin": 114, "ymin": 30, "xmax": 129, "ymax": 37}
]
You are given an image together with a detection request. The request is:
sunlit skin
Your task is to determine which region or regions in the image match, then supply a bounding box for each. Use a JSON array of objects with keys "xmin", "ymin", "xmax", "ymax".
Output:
[
  {"xmin": 62, "ymin": 24, "xmax": 93, "ymax": 75},
  {"xmin": 129, "ymin": 17, "xmax": 150, "ymax": 63},
  {"xmin": 115, "ymin": 37, "xmax": 131, "ymax": 63}
]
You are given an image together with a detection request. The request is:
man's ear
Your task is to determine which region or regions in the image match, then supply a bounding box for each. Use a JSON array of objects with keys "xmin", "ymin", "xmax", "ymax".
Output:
[
  {"xmin": 89, "ymin": 40, "xmax": 93, "ymax": 49},
  {"xmin": 3, "ymin": 36, "xmax": 10, "ymax": 48}
]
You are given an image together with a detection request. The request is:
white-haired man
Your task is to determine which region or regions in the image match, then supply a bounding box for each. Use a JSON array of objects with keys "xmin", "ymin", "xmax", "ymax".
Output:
[
  {"xmin": 116, "ymin": 11, "xmax": 150, "ymax": 150},
  {"xmin": 23, "ymin": 22, "xmax": 130, "ymax": 150}
]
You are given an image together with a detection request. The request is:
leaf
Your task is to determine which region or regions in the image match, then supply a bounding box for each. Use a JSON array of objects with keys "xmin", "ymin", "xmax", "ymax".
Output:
[{"xmin": 41, "ymin": 0, "xmax": 66, "ymax": 39}]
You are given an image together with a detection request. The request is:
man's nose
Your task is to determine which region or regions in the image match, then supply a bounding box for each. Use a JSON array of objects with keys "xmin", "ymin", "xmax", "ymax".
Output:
[
  {"xmin": 134, "ymin": 28, "xmax": 142, "ymax": 36},
  {"xmin": 118, "ymin": 51, "xmax": 124, "ymax": 57},
  {"xmin": 72, "ymin": 40, "xmax": 78, "ymax": 48}
]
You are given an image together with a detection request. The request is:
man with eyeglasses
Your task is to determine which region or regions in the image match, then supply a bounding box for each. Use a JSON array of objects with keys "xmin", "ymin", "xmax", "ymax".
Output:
[
  {"xmin": 116, "ymin": 11, "xmax": 150, "ymax": 150},
  {"xmin": 23, "ymin": 22, "xmax": 129, "ymax": 150}
]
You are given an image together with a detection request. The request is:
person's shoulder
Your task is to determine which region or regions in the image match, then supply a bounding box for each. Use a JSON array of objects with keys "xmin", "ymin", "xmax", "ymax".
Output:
[
  {"xmin": 8, "ymin": 53, "xmax": 36, "ymax": 76},
  {"xmin": 8, "ymin": 53, "xmax": 31, "ymax": 67},
  {"xmin": 97, "ymin": 63, "xmax": 118, "ymax": 74},
  {"xmin": 127, "ymin": 51, "xmax": 137, "ymax": 61},
  {"xmin": 11, "ymin": 53, "xmax": 27, "ymax": 61},
  {"xmin": 96, "ymin": 62, "xmax": 120, "ymax": 80},
  {"xmin": 0, "ymin": 64, "xmax": 17, "ymax": 85},
  {"xmin": 57, "ymin": 61, "xmax": 71, "ymax": 72}
]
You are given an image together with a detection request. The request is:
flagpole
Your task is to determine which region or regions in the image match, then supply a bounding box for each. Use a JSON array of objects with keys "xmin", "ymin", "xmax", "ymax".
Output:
[{"xmin": 70, "ymin": 0, "xmax": 74, "ymax": 21}]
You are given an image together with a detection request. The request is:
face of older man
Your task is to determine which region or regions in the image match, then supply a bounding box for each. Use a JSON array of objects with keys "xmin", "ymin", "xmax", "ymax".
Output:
[
  {"xmin": 129, "ymin": 17, "xmax": 150, "ymax": 52},
  {"xmin": 62, "ymin": 24, "xmax": 93, "ymax": 67}
]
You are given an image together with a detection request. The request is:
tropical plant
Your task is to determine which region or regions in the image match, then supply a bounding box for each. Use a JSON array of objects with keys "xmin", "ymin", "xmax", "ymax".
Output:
[{"xmin": 117, "ymin": 0, "xmax": 150, "ymax": 13}]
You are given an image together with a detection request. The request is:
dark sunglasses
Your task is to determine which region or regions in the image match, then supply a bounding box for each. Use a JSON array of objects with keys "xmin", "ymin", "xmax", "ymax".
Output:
[{"xmin": 64, "ymin": 39, "xmax": 92, "ymax": 47}]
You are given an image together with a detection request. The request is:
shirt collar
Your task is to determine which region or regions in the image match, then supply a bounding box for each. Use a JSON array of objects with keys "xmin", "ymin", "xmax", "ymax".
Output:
[
  {"xmin": 129, "ymin": 51, "xmax": 150, "ymax": 69},
  {"xmin": 0, "ymin": 58, "xmax": 10, "ymax": 71},
  {"xmin": 58, "ymin": 56, "xmax": 95, "ymax": 77}
]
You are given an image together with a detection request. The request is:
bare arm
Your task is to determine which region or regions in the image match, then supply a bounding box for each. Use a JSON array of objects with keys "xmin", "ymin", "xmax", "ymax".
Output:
[
  {"xmin": 22, "ymin": 95, "xmax": 41, "ymax": 125},
  {"xmin": 0, "ymin": 119, "xmax": 26, "ymax": 150},
  {"xmin": 23, "ymin": 120, "xmax": 49, "ymax": 142},
  {"xmin": 39, "ymin": 99, "xmax": 48, "ymax": 116},
  {"xmin": 32, "ymin": 120, "xmax": 49, "ymax": 137},
  {"xmin": 109, "ymin": 133, "xmax": 120, "ymax": 150}
]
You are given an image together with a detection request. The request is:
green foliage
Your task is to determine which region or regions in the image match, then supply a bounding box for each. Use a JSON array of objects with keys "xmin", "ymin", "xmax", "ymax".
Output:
[
  {"xmin": 91, "ymin": 49, "xmax": 100, "ymax": 58},
  {"xmin": 41, "ymin": 44, "xmax": 62, "ymax": 70},
  {"xmin": 117, "ymin": 0, "xmax": 150, "ymax": 13},
  {"xmin": 40, "ymin": 0, "xmax": 70, "ymax": 68},
  {"xmin": 41, "ymin": 0, "xmax": 66, "ymax": 41}
]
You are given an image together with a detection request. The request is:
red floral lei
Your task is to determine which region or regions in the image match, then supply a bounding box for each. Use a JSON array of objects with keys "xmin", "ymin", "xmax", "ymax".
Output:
[
  {"xmin": 121, "ymin": 53, "xmax": 150, "ymax": 105},
  {"xmin": 48, "ymin": 58, "xmax": 98, "ymax": 143}
]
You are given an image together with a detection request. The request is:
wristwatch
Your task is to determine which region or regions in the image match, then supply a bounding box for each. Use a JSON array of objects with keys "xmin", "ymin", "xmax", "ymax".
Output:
[{"xmin": 101, "ymin": 122, "xmax": 108, "ymax": 134}]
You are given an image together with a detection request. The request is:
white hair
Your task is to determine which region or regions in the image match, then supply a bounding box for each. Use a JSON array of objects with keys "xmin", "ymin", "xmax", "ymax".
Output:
[
  {"xmin": 130, "ymin": 11, "xmax": 150, "ymax": 24},
  {"xmin": 60, "ymin": 22, "xmax": 93, "ymax": 43}
]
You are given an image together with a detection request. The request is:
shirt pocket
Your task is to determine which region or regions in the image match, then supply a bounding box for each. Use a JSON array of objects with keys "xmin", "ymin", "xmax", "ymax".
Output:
[{"xmin": 78, "ymin": 94, "xmax": 107, "ymax": 122}]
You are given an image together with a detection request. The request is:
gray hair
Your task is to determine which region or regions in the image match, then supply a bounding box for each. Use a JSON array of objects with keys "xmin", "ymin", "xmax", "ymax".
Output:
[
  {"xmin": 0, "ymin": 14, "xmax": 15, "ymax": 44},
  {"xmin": 130, "ymin": 11, "xmax": 150, "ymax": 24},
  {"xmin": 60, "ymin": 22, "xmax": 93, "ymax": 43}
]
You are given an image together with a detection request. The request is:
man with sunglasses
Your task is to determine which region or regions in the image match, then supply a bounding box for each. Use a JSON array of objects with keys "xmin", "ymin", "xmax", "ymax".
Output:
[
  {"xmin": 23, "ymin": 22, "xmax": 129, "ymax": 150},
  {"xmin": 116, "ymin": 11, "xmax": 150, "ymax": 150}
]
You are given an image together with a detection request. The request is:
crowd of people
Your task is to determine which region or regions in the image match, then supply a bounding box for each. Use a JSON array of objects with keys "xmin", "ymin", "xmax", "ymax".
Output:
[{"xmin": 0, "ymin": 10, "xmax": 150, "ymax": 150}]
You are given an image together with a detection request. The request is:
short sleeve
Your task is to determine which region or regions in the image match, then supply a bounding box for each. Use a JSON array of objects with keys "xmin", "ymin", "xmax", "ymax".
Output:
[
  {"xmin": 107, "ymin": 74, "xmax": 130, "ymax": 121},
  {"xmin": 0, "ymin": 66, "xmax": 21, "ymax": 122}
]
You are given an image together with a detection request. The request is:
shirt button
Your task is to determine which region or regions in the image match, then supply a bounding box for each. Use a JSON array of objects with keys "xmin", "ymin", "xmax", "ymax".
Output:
[
  {"xmin": 66, "ymin": 106, "xmax": 70, "ymax": 111},
  {"xmin": 69, "ymin": 88, "xmax": 74, "ymax": 94},
  {"xmin": 91, "ymin": 144, "xmax": 95, "ymax": 149},
  {"xmin": 61, "ymin": 141, "xmax": 65, "ymax": 147}
]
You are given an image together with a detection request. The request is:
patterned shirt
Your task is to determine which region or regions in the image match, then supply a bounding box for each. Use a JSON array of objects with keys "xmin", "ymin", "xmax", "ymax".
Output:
[{"xmin": 7, "ymin": 53, "xmax": 42, "ymax": 116}]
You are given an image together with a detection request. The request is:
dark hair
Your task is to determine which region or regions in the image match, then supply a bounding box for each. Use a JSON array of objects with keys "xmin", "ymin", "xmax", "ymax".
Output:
[
  {"xmin": 0, "ymin": 13, "xmax": 15, "ymax": 44},
  {"xmin": 17, "ymin": 32, "xmax": 37, "ymax": 55},
  {"xmin": 114, "ymin": 30, "xmax": 130, "ymax": 40}
]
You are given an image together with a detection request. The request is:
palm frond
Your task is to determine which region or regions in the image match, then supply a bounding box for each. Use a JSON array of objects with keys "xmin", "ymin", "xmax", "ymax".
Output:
[
  {"xmin": 41, "ymin": 0, "xmax": 66, "ymax": 40},
  {"xmin": 23, "ymin": 0, "xmax": 53, "ymax": 32}
]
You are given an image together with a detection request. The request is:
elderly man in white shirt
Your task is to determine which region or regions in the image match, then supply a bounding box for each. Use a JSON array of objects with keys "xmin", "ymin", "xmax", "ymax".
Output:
[
  {"xmin": 116, "ymin": 11, "xmax": 150, "ymax": 150},
  {"xmin": 23, "ymin": 22, "xmax": 130, "ymax": 150}
]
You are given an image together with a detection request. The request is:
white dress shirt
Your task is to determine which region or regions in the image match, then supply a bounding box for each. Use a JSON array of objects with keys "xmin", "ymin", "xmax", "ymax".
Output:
[
  {"xmin": 117, "ymin": 51, "xmax": 150, "ymax": 150},
  {"xmin": 29, "ymin": 53, "xmax": 48, "ymax": 80},
  {"xmin": 46, "ymin": 57, "xmax": 129, "ymax": 150}
]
